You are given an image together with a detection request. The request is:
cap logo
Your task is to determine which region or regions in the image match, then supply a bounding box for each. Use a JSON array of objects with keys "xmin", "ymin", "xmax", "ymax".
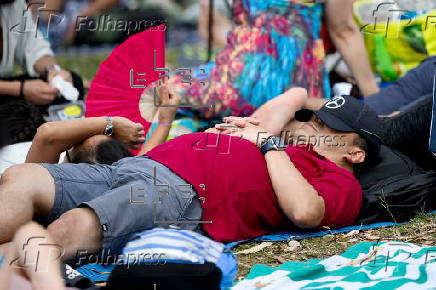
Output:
[{"xmin": 325, "ymin": 96, "xmax": 345, "ymax": 109}]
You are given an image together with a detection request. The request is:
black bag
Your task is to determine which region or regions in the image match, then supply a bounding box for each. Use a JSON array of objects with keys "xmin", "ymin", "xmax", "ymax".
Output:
[
  {"xmin": 355, "ymin": 145, "xmax": 436, "ymax": 224},
  {"xmin": 104, "ymin": 262, "xmax": 222, "ymax": 290}
]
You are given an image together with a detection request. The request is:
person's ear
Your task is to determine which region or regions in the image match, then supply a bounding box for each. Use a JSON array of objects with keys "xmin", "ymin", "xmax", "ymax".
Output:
[{"xmin": 342, "ymin": 148, "xmax": 365, "ymax": 164}]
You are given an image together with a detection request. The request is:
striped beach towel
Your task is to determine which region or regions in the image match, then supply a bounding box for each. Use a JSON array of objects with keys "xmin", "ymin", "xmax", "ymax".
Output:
[
  {"xmin": 121, "ymin": 228, "xmax": 237, "ymax": 289},
  {"xmin": 122, "ymin": 228, "xmax": 225, "ymax": 264},
  {"xmin": 233, "ymin": 241, "xmax": 436, "ymax": 289}
]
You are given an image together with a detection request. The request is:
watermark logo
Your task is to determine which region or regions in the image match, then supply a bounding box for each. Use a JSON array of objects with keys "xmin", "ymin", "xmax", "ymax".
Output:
[
  {"xmin": 10, "ymin": 3, "xmax": 166, "ymax": 38},
  {"xmin": 75, "ymin": 249, "xmax": 167, "ymax": 269},
  {"xmin": 128, "ymin": 166, "xmax": 212, "ymax": 224},
  {"xmin": 364, "ymin": 242, "xmax": 436, "ymax": 272},
  {"xmin": 359, "ymin": 1, "xmax": 436, "ymax": 38},
  {"xmin": 9, "ymin": 236, "xmax": 64, "ymax": 273},
  {"xmin": 9, "ymin": 2, "xmax": 64, "ymax": 38},
  {"xmin": 75, "ymin": 15, "xmax": 166, "ymax": 35}
]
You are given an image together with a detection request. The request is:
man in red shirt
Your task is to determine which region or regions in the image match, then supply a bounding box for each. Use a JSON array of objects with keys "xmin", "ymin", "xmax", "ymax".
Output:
[{"xmin": 0, "ymin": 95, "xmax": 381, "ymax": 260}]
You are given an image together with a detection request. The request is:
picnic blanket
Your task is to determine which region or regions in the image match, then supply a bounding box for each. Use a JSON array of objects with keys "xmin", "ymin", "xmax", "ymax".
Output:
[
  {"xmin": 76, "ymin": 222, "xmax": 397, "ymax": 283},
  {"xmin": 232, "ymin": 241, "xmax": 436, "ymax": 289},
  {"xmin": 77, "ymin": 213, "xmax": 436, "ymax": 283},
  {"xmin": 226, "ymin": 210, "xmax": 436, "ymax": 249},
  {"xmin": 226, "ymin": 221, "xmax": 399, "ymax": 249}
]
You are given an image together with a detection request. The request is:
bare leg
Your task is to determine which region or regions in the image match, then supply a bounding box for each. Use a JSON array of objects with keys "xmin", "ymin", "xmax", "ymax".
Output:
[
  {"xmin": 0, "ymin": 243, "xmax": 11, "ymax": 257},
  {"xmin": 198, "ymin": 0, "xmax": 232, "ymax": 48},
  {"xmin": 0, "ymin": 164, "xmax": 56, "ymax": 244},
  {"xmin": 48, "ymin": 208, "xmax": 103, "ymax": 261},
  {"xmin": 0, "ymin": 243, "xmax": 12, "ymax": 290},
  {"xmin": 250, "ymin": 87, "xmax": 308, "ymax": 135},
  {"xmin": 0, "ymin": 222, "xmax": 65, "ymax": 290}
]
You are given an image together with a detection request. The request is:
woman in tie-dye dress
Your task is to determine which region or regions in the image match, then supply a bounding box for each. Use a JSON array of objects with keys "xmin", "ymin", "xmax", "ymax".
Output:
[
  {"xmin": 140, "ymin": 0, "xmax": 329, "ymax": 119},
  {"xmin": 148, "ymin": 0, "xmax": 376, "ymax": 120}
]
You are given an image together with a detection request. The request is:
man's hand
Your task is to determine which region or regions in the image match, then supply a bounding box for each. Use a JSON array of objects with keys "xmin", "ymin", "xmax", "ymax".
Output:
[
  {"xmin": 215, "ymin": 120, "xmax": 272, "ymax": 147},
  {"xmin": 214, "ymin": 116, "xmax": 261, "ymax": 134},
  {"xmin": 23, "ymin": 80, "xmax": 59, "ymax": 105},
  {"xmin": 223, "ymin": 116, "xmax": 260, "ymax": 127},
  {"xmin": 157, "ymin": 85, "xmax": 181, "ymax": 124},
  {"xmin": 112, "ymin": 117, "xmax": 145, "ymax": 149}
]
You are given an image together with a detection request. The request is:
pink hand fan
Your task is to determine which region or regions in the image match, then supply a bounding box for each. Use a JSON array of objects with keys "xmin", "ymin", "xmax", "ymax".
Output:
[{"xmin": 85, "ymin": 27, "xmax": 166, "ymax": 154}]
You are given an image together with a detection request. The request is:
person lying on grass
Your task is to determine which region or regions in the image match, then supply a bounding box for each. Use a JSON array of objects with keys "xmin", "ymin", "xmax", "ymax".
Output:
[
  {"xmin": 25, "ymin": 85, "xmax": 180, "ymax": 165},
  {"xmin": 0, "ymin": 87, "xmax": 382, "ymax": 264}
]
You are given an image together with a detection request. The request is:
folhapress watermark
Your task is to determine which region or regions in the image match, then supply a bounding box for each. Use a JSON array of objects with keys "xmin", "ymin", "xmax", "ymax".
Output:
[
  {"xmin": 75, "ymin": 15, "xmax": 166, "ymax": 35},
  {"xmin": 75, "ymin": 249, "xmax": 167, "ymax": 269}
]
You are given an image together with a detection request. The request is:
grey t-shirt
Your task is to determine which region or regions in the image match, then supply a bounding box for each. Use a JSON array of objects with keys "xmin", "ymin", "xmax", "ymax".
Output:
[{"xmin": 0, "ymin": 0, "xmax": 53, "ymax": 77}]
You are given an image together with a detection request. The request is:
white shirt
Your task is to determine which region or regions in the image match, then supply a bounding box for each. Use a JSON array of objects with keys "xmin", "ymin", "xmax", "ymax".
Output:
[{"xmin": 0, "ymin": 0, "xmax": 53, "ymax": 77}]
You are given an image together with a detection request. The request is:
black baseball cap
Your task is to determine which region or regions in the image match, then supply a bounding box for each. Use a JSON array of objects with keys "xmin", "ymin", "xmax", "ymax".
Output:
[{"xmin": 294, "ymin": 95, "xmax": 382, "ymax": 155}]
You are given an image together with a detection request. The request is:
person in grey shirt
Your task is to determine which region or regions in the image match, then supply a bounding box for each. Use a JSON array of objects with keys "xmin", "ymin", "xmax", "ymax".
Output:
[{"xmin": 0, "ymin": 0, "xmax": 83, "ymax": 146}]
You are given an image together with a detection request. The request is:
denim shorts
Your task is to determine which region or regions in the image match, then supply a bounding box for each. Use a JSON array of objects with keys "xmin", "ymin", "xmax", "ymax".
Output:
[{"xmin": 39, "ymin": 156, "xmax": 203, "ymax": 252}]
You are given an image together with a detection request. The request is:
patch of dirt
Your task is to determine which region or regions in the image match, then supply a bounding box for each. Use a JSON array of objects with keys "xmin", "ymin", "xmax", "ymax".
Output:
[{"xmin": 233, "ymin": 213, "xmax": 436, "ymax": 279}]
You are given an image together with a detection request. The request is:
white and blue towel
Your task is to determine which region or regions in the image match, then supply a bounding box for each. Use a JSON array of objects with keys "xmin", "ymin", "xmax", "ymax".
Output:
[
  {"xmin": 122, "ymin": 227, "xmax": 225, "ymax": 264},
  {"xmin": 120, "ymin": 228, "xmax": 237, "ymax": 289}
]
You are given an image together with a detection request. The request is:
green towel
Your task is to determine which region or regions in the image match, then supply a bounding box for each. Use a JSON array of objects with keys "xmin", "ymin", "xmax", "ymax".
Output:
[{"xmin": 233, "ymin": 241, "xmax": 436, "ymax": 289}]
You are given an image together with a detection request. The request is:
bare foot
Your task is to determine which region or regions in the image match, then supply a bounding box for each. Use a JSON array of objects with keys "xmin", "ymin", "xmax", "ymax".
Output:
[{"xmin": 251, "ymin": 87, "xmax": 308, "ymax": 136}]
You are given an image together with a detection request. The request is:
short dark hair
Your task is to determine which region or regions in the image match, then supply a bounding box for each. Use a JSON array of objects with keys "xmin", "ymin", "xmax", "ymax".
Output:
[{"xmin": 71, "ymin": 138, "xmax": 132, "ymax": 165}]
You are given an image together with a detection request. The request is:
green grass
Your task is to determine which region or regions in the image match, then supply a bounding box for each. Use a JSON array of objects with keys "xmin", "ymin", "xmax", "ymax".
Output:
[
  {"xmin": 233, "ymin": 213, "xmax": 436, "ymax": 279},
  {"xmin": 57, "ymin": 54, "xmax": 109, "ymax": 82}
]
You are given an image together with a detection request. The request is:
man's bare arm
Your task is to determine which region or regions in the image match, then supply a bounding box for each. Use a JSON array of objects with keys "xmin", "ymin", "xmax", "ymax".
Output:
[
  {"xmin": 33, "ymin": 55, "xmax": 57, "ymax": 77},
  {"xmin": 218, "ymin": 120, "xmax": 325, "ymax": 228},
  {"xmin": 138, "ymin": 85, "xmax": 181, "ymax": 155},
  {"xmin": 264, "ymin": 150, "xmax": 325, "ymax": 228},
  {"xmin": 0, "ymin": 81, "xmax": 20, "ymax": 97},
  {"xmin": 137, "ymin": 124, "xmax": 172, "ymax": 155},
  {"xmin": 26, "ymin": 117, "xmax": 144, "ymax": 163},
  {"xmin": 304, "ymin": 98, "xmax": 328, "ymax": 110},
  {"xmin": 26, "ymin": 118, "xmax": 108, "ymax": 163},
  {"xmin": 249, "ymin": 87, "xmax": 308, "ymax": 135}
]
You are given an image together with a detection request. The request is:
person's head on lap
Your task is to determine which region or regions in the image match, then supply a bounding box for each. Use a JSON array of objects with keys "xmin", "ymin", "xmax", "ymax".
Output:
[
  {"xmin": 66, "ymin": 135, "xmax": 132, "ymax": 164},
  {"xmin": 294, "ymin": 95, "xmax": 381, "ymax": 173}
]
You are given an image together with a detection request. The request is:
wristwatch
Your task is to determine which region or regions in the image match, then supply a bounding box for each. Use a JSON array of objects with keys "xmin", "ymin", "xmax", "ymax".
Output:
[
  {"xmin": 104, "ymin": 117, "xmax": 114, "ymax": 136},
  {"xmin": 260, "ymin": 136, "xmax": 286, "ymax": 155}
]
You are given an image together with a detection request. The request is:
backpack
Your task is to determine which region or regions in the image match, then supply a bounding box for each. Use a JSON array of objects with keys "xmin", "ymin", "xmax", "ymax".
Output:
[
  {"xmin": 105, "ymin": 262, "xmax": 222, "ymax": 290},
  {"xmin": 355, "ymin": 145, "xmax": 436, "ymax": 224}
]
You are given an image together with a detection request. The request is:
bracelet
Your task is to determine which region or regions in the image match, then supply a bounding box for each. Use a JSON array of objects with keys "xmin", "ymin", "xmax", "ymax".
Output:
[
  {"xmin": 19, "ymin": 80, "xmax": 25, "ymax": 98},
  {"xmin": 103, "ymin": 117, "xmax": 114, "ymax": 136},
  {"xmin": 158, "ymin": 122, "xmax": 172, "ymax": 126}
]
